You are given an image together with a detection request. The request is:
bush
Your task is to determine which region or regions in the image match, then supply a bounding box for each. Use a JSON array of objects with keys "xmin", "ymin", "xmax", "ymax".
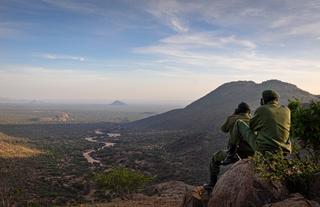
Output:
[
  {"xmin": 252, "ymin": 151, "xmax": 320, "ymax": 194},
  {"xmin": 94, "ymin": 167, "xmax": 152, "ymax": 199},
  {"xmin": 288, "ymin": 100, "xmax": 320, "ymax": 151}
]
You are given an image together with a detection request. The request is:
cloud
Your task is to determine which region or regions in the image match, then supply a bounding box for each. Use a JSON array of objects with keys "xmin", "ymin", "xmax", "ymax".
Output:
[
  {"xmin": 143, "ymin": 0, "xmax": 193, "ymax": 32},
  {"xmin": 169, "ymin": 17, "xmax": 188, "ymax": 32},
  {"xmin": 135, "ymin": 31, "xmax": 320, "ymax": 76},
  {"xmin": 41, "ymin": 0, "xmax": 102, "ymax": 15},
  {"xmin": 144, "ymin": 0, "xmax": 320, "ymax": 40},
  {"xmin": 159, "ymin": 33, "xmax": 256, "ymax": 50},
  {"xmin": 38, "ymin": 53, "xmax": 87, "ymax": 62}
]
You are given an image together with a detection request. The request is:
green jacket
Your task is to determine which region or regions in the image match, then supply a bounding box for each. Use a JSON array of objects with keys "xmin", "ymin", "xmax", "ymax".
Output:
[
  {"xmin": 221, "ymin": 113, "xmax": 253, "ymax": 155},
  {"xmin": 250, "ymin": 101, "xmax": 291, "ymax": 153},
  {"xmin": 221, "ymin": 113, "xmax": 251, "ymax": 134}
]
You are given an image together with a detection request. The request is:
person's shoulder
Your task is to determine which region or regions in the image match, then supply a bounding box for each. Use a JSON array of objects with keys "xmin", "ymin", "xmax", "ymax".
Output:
[
  {"xmin": 227, "ymin": 114, "xmax": 238, "ymax": 119},
  {"xmin": 238, "ymin": 113, "xmax": 250, "ymax": 118},
  {"xmin": 255, "ymin": 105, "xmax": 268, "ymax": 113},
  {"xmin": 280, "ymin": 105, "xmax": 290, "ymax": 112}
]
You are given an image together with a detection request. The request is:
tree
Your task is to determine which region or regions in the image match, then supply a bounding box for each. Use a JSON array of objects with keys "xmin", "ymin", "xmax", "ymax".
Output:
[
  {"xmin": 288, "ymin": 100, "xmax": 320, "ymax": 151},
  {"xmin": 94, "ymin": 167, "xmax": 152, "ymax": 199}
]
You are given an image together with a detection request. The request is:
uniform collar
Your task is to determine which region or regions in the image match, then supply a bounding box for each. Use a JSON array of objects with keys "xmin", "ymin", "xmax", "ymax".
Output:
[{"xmin": 266, "ymin": 100, "xmax": 279, "ymax": 106}]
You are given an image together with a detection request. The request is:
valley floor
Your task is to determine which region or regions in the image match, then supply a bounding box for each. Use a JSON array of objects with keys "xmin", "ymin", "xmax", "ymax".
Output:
[{"xmin": 0, "ymin": 123, "xmax": 223, "ymax": 206}]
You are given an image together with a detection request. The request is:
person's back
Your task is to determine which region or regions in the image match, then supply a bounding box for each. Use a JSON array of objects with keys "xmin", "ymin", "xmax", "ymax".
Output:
[
  {"xmin": 250, "ymin": 100, "xmax": 291, "ymax": 153},
  {"xmin": 231, "ymin": 90, "xmax": 292, "ymax": 155},
  {"xmin": 221, "ymin": 113, "xmax": 250, "ymax": 134},
  {"xmin": 221, "ymin": 113, "xmax": 253, "ymax": 157}
]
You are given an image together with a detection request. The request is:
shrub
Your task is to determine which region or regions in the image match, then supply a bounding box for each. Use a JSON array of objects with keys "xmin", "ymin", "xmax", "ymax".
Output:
[
  {"xmin": 94, "ymin": 167, "xmax": 152, "ymax": 199},
  {"xmin": 288, "ymin": 100, "xmax": 320, "ymax": 151},
  {"xmin": 252, "ymin": 151, "xmax": 320, "ymax": 194}
]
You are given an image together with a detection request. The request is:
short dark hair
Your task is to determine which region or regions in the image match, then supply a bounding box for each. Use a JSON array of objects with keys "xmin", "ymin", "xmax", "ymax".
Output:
[{"xmin": 237, "ymin": 102, "xmax": 250, "ymax": 114}]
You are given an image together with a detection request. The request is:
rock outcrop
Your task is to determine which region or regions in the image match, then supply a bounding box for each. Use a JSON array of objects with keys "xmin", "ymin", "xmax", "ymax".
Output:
[
  {"xmin": 208, "ymin": 159, "xmax": 288, "ymax": 207},
  {"xmin": 181, "ymin": 159, "xmax": 320, "ymax": 207},
  {"xmin": 262, "ymin": 193, "xmax": 320, "ymax": 207}
]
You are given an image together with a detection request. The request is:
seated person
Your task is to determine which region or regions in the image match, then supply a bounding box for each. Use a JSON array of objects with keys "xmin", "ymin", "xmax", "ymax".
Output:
[{"xmin": 205, "ymin": 102, "xmax": 254, "ymax": 191}]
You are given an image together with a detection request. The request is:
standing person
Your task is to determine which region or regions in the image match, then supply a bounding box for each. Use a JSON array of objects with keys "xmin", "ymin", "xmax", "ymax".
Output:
[
  {"xmin": 231, "ymin": 90, "xmax": 292, "ymax": 154},
  {"xmin": 204, "ymin": 102, "xmax": 254, "ymax": 191}
]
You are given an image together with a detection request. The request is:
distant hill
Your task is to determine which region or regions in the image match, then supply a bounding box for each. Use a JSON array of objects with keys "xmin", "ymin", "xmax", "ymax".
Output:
[
  {"xmin": 127, "ymin": 80, "xmax": 319, "ymax": 130},
  {"xmin": 110, "ymin": 100, "xmax": 127, "ymax": 106}
]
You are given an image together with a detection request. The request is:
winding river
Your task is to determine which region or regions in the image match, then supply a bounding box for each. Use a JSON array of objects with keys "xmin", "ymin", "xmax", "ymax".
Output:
[{"xmin": 83, "ymin": 129, "xmax": 120, "ymax": 166}]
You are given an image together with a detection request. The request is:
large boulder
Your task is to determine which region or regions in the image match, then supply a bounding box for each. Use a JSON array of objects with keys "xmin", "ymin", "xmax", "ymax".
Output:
[
  {"xmin": 208, "ymin": 159, "xmax": 288, "ymax": 207},
  {"xmin": 146, "ymin": 180, "xmax": 194, "ymax": 198},
  {"xmin": 262, "ymin": 193, "xmax": 320, "ymax": 207}
]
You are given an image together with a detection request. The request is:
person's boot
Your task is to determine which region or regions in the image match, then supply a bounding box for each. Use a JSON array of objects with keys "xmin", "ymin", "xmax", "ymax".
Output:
[
  {"xmin": 203, "ymin": 175, "xmax": 217, "ymax": 193},
  {"xmin": 221, "ymin": 144, "xmax": 239, "ymax": 165}
]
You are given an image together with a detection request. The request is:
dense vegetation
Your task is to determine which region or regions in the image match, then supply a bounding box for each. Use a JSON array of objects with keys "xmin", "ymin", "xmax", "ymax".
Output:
[{"xmin": 288, "ymin": 100, "xmax": 320, "ymax": 151}]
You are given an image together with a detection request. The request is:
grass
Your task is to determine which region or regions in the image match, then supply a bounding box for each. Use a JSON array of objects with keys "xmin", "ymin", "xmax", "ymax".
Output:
[{"xmin": 0, "ymin": 132, "xmax": 42, "ymax": 158}]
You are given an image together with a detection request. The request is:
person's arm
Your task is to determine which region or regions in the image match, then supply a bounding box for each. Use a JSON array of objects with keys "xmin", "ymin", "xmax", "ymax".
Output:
[
  {"xmin": 249, "ymin": 108, "xmax": 263, "ymax": 131},
  {"xmin": 221, "ymin": 116, "xmax": 232, "ymax": 133}
]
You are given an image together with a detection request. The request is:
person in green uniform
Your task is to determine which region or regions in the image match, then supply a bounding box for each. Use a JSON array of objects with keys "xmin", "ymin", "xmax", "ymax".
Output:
[
  {"xmin": 231, "ymin": 90, "xmax": 292, "ymax": 154},
  {"xmin": 204, "ymin": 102, "xmax": 254, "ymax": 191}
]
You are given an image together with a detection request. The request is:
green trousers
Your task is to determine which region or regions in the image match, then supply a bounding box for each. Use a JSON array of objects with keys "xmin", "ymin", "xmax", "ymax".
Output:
[
  {"xmin": 210, "ymin": 150, "xmax": 228, "ymax": 179},
  {"xmin": 210, "ymin": 120, "xmax": 255, "ymax": 179},
  {"xmin": 209, "ymin": 148, "xmax": 254, "ymax": 179}
]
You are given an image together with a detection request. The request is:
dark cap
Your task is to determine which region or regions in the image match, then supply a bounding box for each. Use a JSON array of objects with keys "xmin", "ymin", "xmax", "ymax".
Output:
[
  {"xmin": 237, "ymin": 102, "xmax": 250, "ymax": 113},
  {"xmin": 238, "ymin": 102, "xmax": 250, "ymax": 111},
  {"xmin": 262, "ymin": 90, "xmax": 280, "ymax": 102}
]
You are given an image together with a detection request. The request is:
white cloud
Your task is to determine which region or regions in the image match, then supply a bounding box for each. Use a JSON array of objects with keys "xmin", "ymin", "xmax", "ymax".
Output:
[
  {"xmin": 159, "ymin": 33, "xmax": 256, "ymax": 50},
  {"xmin": 135, "ymin": 31, "xmax": 320, "ymax": 76},
  {"xmin": 144, "ymin": 0, "xmax": 320, "ymax": 40},
  {"xmin": 143, "ymin": 0, "xmax": 193, "ymax": 33},
  {"xmin": 41, "ymin": 0, "xmax": 102, "ymax": 15},
  {"xmin": 286, "ymin": 21, "xmax": 320, "ymax": 37},
  {"xmin": 169, "ymin": 17, "xmax": 188, "ymax": 32},
  {"xmin": 38, "ymin": 53, "xmax": 86, "ymax": 62}
]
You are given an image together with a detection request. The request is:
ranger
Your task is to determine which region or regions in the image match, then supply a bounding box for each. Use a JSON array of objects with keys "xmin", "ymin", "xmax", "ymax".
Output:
[
  {"xmin": 204, "ymin": 102, "xmax": 254, "ymax": 191},
  {"xmin": 231, "ymin": 90, "xmax": 292, "ymax": 154}
]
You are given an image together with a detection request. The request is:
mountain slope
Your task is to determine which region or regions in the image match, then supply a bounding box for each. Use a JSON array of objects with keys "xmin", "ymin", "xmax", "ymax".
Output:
[{"xmin": 127, "ymin": 80, "xmax": 319, "ymax": 130}]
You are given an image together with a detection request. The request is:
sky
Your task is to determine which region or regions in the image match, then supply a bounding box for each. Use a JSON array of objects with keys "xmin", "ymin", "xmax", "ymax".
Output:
[{"xmin": 1, "ymin": 0, "xmax": 320, "ymax": 104}]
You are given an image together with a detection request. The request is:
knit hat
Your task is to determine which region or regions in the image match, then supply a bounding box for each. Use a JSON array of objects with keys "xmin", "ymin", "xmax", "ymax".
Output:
[{"xmin": 262, "ymin": 90, "xmax": 280, "ymax": 102}]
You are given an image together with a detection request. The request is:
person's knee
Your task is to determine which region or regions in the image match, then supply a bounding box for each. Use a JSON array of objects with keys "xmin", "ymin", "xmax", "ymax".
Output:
[{"xmin": 212, "ymin": 150, "xmax": 227, "ymax": 163}]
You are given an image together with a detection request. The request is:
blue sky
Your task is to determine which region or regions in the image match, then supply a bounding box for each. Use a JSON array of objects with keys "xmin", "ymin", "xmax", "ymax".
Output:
[{"xmin": 1, "ymin": 0, "xmax": 320, "ymax": 104}]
